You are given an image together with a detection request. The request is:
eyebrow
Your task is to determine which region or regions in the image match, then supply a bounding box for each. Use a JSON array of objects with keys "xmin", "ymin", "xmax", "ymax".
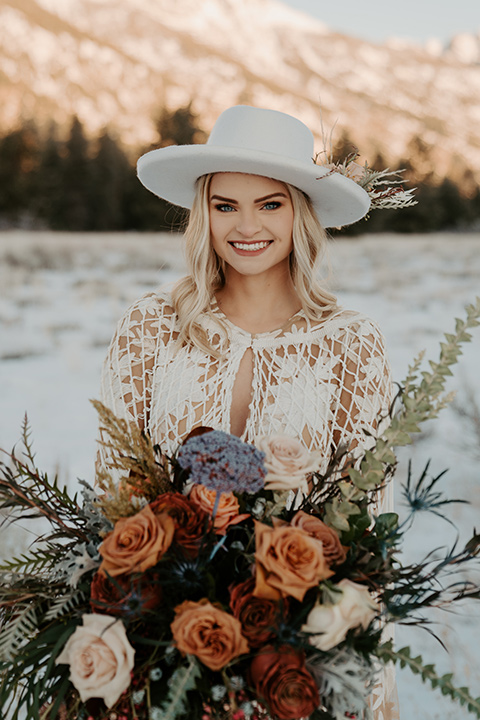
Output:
[{"xmin": 209, "ymin": 192, "xmax": 288, "ymax": 204}]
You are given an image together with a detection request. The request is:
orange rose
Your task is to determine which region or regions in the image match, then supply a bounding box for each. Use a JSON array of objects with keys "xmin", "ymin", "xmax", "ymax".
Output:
[
  {"xmin": 99, "ymin": 505, "xmax": 175, "ymax": 577},
  {"xmin": 254, "ymin": 520, "xmax": 333, "ymax": 602},
  {"xmin": 171, "ymin": 598, "xmax": 249, "ymax": 671},
  {"xmin": 188, "ymin": 484, "xmax": 249, "ymax": 535},
  {"xmin": 290, "ymin": 511, "xmax": 347, "ymax": 567}
]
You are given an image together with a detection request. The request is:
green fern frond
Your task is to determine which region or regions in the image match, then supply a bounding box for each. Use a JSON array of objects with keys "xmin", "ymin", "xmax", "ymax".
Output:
[
  {"xmin": 352, "ymin": 298, "xmax": 480, "ymax": 495},
  {"xmin": 0, "ymin": 604, "xmax": 38, "ymax": 662},
  {"xmin": 0, "ymin": 452, "xmax": 85, "ymax": 541},
  {"xmin": 44, "ymin": 589, "xmax": 86, "ymax": 622},
  {"xmin": 377, "ymin": 642, "xmax": 480, "ymax": 717},
  {"xmin": 0, "ymin": 547, "xmax": 60, "ymax": 576},
  {"xmin": 156, "ymin": 655, "xmax": 202, "ymax": 720},
  {"xmin": 321, "ymin": 298, "xmax": 480, "ymax": 531}
]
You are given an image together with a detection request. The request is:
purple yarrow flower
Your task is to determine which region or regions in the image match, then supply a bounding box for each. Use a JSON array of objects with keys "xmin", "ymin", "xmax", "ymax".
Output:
[{"xmin": 177, "ymin": 430, "xmax": 266, "ymax": 494}]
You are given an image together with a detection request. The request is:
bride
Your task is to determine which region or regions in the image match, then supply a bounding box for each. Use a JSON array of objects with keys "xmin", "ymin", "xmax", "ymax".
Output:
[{"xmin": 99, "ymin": 104, "xmax": 399, "ymax": 719}]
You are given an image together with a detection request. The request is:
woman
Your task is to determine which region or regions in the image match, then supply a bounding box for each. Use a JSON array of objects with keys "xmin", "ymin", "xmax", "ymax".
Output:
[{"xmin": 99, "ymin": 105, "xmax": 398, "ymax": 719}]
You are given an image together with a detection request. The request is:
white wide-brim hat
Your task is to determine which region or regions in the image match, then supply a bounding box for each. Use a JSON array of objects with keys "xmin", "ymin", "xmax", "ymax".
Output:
[{"xmin": 137, "ymin": 105, "xmax": 370, "ymax": 229}]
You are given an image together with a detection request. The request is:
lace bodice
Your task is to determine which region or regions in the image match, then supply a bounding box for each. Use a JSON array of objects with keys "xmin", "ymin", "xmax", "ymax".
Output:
[
  {"xmin": 100, "ymin": 290, "xmax": 392, "ymax": 463},
  {"xmin": 99, "ymin": 288, "xmax": 399, "ymax": 720}
]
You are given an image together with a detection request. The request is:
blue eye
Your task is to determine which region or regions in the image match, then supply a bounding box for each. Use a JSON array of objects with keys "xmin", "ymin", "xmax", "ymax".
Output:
[
  {"xmin": 215, "ymin": 204, "xmax": 235, "ymax": 212},
  {"xmin": 264, "ymin": 201, "xmax": 281, "ymax": 210}
]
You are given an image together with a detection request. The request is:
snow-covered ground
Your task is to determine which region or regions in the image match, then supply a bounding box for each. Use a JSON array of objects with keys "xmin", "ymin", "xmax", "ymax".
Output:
[{"xmin": 0, "ymin": 230, "xmax": 479, "ymax": 719}]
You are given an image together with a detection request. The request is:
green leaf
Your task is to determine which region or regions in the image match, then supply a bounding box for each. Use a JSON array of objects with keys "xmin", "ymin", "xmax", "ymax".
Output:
[
  {"xmin": 157, "ymin": 656, "xmax": 202, "ymax": 720},
  {"xmin": 377, "ymin": 643, "xmax": 480, "ymax": 718}
]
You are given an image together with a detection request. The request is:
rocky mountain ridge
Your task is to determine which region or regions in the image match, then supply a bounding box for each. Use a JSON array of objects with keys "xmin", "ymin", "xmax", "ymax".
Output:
[{"xmin": 1, "ymin": 0, "xmax": 480, "ymax": 183}]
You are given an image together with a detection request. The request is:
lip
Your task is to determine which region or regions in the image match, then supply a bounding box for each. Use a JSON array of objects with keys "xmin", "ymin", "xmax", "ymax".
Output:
[{"xmin": 228, "ymin": 240, "xmax": 273, "ymax": 256}]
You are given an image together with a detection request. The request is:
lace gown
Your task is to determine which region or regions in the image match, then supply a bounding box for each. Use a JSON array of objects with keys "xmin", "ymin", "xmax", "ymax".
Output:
[{"xmin": 99, "ymin": 289, "xmax": 400, "ymax": 720}]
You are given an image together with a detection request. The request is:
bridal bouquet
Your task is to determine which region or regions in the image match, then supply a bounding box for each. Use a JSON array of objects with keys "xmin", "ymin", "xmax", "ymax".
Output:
[{"xmin": 1, "ymin": 300, "xmax": 479, "ymax": 720}]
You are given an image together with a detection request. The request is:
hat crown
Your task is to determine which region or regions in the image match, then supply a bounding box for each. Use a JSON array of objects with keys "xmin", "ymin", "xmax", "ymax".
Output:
[{"xmin": 207, "ymin": 106, "xmax": 314, "ymax": 164}]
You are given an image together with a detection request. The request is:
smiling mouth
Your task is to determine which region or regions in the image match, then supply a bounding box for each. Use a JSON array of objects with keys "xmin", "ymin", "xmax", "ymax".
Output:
[{"xmin": 229, "ymin": 241, "xmax": 272, "ymax": 251}]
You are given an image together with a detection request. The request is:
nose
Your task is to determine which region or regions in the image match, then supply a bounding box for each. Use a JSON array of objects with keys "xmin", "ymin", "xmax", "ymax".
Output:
[{"xmin": 235, "ymin": 208, "xmax": 262, "ymax": 238}]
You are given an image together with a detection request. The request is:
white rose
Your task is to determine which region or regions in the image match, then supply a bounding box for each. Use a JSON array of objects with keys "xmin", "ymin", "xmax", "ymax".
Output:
[
  {"xmin": 56, "ymin": 614, "xmax": 135, "ymax": 707},
  {"xmin": 301, "ymin": 579, "xmax": 379, "ymax": 651},
  {"xmin": 256, "ymin": 434, "xmax": 322, "ymax": 492}
]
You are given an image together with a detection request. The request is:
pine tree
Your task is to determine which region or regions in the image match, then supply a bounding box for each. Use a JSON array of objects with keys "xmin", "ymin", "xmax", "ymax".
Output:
[
  {"xmin": 90, "ymin": 130, "xmax": 131, "ymax": 230},
  {"xmin": 34, "ymin": 121, "xmax": 64, "ymax": 229},
  {"xmin": 57, "ymin": 116, "xmax": 93, "ymax": 230},
  {"xmin": 152, "ymin": 103, "xmax": 207, "ymax": 148},
  {"xmin": 0, "ymin": 121, "xmax": 40, "ymax": 227}
]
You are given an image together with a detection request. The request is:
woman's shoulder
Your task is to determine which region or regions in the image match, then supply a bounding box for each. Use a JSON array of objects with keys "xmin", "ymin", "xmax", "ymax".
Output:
[
  {"xmin": 117, "ymin": 288, "xmax": 177, "ymax": 327},
  {"xmin": 308, "ymin": 306, "xmax": 385, "ymax": 339}
]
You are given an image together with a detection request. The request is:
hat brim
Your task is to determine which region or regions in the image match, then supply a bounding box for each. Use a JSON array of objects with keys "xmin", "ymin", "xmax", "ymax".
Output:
[{"xmin": 137, "ymin": 145, "xmax": 370, "ymax": 229}]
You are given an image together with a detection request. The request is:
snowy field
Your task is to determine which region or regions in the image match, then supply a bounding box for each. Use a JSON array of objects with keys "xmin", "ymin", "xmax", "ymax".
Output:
[{"xmin": 0, "ymin": 230, "xmax": 479, "ymax": 719}]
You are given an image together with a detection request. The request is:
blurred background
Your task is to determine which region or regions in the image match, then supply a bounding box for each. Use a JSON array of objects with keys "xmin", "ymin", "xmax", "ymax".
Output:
[{"xmin": 0, "ymin": 1, "xmax": 479, "ymax": 718}]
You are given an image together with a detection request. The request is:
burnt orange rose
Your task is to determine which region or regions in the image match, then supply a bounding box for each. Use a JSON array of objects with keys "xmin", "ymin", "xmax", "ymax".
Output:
[
  {"xmin": 254, "ymin": 520, "xmax": 333, "ymax": 601},
  {"xmin": 98, "ymin": 505, "xmax": 175, "ymax": 577},
  {"xmin": 150, "ymin": 492, "xmax": 208, "ymax": 557},
  {"xmin": 250, "ymin": 646, "xmax": 320, "ymax": 720},
  {"xmin": 188, "ymin": 484, "xmax": 249, "ymax": 535},
  {"xmin": 230, "ymin": 577, "xmax": 288, "ymax": 648},
  {"xmin": 290, "ymin": 511, "xmax": 347, "ymax": 567},
  {"xmin": 171, "ymin": 598, "xmax": 249, "ymax": 671}
]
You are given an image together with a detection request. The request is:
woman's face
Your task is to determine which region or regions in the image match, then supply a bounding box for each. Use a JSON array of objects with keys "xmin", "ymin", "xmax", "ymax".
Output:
[{"xmin": 209, "ymin": 173, "xmax": 294, "ymax": 280}]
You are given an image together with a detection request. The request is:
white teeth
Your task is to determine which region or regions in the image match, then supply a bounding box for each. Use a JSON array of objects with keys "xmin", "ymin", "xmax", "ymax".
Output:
[{"xmin": 232, "ymin": 241, "xmax": 270, "ymax": 251}]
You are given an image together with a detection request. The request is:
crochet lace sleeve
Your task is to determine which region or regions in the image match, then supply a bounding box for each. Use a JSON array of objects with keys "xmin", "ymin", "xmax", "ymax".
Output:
[
  {"xmin": 328, "ymin": 317, "xmax": 398, "ymax": 720},
  {"xmin": 326, "ymin": 315, "xmax": 394, "ymax": 514},
  {"xmin": 330, "ymin": 315, "xmax": 393, "ymax": 455},
  {"xmin": 96, "ymin": 292, "xmax": 177, "ymax": 478},
  {"xmin": 99, "ymin": 293, "xmax": 165, "ymax": 430}
]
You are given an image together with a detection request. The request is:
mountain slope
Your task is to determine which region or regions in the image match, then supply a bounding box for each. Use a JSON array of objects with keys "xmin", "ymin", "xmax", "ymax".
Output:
[{"xmin": 1, "ymin": 0, "xmax": 479, "ymax": 182}]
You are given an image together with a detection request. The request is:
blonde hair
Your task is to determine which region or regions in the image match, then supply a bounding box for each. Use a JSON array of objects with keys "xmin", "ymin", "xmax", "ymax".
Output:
[{"xmin": 171, "ymin": 174, "xmax": 338, "ymax": 355}]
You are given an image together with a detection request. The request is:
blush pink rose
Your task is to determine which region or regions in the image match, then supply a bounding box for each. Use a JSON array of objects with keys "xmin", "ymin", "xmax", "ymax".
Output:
[
  {"xmin": 56, "ymin": 614, "xmax": 135, "ymax": 707},
  {"xmin": 256, "ymin": 435, "xmax": 322, "ymax": 492}
]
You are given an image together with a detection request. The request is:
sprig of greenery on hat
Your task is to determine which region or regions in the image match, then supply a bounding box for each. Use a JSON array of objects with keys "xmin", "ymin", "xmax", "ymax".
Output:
[
  {"xmin": 317, "ymin": 149, "xmax": 417, "ymax": 212},
  {"xmin": 314, "ymin": 119, "xmax": 417, "ymax": 213}
]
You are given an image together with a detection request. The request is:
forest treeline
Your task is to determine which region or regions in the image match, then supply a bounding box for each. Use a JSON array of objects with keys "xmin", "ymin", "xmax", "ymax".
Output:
[{"xmin": 1, "ymin": 106, "xmax": 479, "ymax": 234}]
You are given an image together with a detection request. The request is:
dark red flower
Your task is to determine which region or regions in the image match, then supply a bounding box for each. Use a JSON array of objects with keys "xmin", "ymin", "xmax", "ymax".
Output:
[
  {"xmin": 230, "ymin": 578, "xmax": 288, "ymax": 648},
  {"xmin": 90, "ymin": 571, "xmax": 162, "ymax": 617},
  {"xmin": 250, "ymin": 646, "xmax": 320, "ymax": 720},
  {"xmin": 150, "ymin": 492, "xmax": 209, "ymax": 557}
]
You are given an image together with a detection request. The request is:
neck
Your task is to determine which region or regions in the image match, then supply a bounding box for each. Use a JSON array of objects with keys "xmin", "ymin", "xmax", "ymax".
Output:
[{"xmin": 216, "ymin": 265, "xmax": 301, "ymax": 334}]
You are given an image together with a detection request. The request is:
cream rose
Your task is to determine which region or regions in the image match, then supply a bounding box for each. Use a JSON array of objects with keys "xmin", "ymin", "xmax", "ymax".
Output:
[
  {"xmin": 301, "ymin": 579, "xmax": 379, "ymax": 651},
  {"xmin": 256, "ymin": 434, "xmax": 322, "ymax": 492},
  {"xmin": 56, "ymin": 614, "xmax": 135, "ymax": 707}
]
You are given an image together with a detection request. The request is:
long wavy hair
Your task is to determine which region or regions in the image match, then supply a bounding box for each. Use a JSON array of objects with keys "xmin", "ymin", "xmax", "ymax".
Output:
[{"xmin": 171, "ymin": 173, "xmax": 338, "ymax": 355}]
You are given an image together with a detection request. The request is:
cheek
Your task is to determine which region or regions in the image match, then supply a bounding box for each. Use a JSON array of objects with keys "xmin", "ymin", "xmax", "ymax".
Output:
[{"xmin": 209, "ymin": 214, "xmax": 230, "ymax": 242}]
